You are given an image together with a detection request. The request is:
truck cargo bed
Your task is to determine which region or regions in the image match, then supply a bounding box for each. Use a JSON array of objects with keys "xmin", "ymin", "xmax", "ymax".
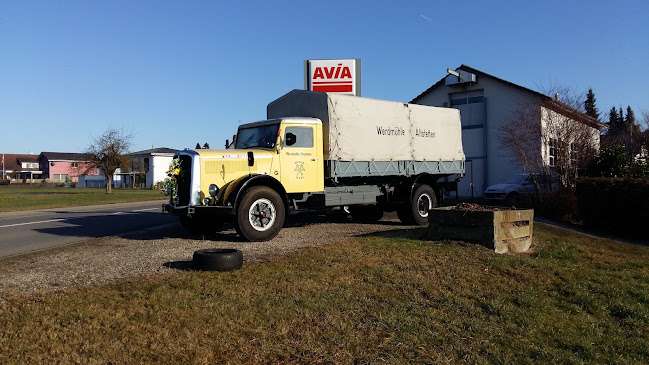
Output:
[{"xmin": 268, "ymin": 89, "xmax": 465, "ymax": 178}]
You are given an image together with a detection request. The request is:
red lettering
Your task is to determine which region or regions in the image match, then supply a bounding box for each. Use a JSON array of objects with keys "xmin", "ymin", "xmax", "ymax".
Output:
[
  {"xmin": 334, "ymin": 63, "xmax": 342, "ymax": 78},
  {"xmin": 324, "ymin": 67, "xmax": 335, "ymax": 79},
  {"xmin": 313, "ymin": 67, "xmax": 324, "ymax": 79},
  {"xmin": 339, "ymin": 66, "xmax": 352, "ymax": 79}
]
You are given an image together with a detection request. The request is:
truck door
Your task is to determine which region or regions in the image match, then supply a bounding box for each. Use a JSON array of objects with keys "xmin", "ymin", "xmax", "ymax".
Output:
[{"xmin": 280, "ymin": 125, "xmax": 323, "ymax": 193}]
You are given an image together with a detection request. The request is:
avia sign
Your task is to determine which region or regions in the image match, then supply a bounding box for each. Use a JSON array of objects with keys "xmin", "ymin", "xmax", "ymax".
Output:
[{"xmin": 304, "ymin": 59, "xmax": 361, "ymax": 96}]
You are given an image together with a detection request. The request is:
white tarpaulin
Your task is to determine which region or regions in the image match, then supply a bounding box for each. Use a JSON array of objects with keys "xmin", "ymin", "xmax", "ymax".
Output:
[{"xmin": 267, "ymin": 89, "xmax": 465, "ymax": 162}]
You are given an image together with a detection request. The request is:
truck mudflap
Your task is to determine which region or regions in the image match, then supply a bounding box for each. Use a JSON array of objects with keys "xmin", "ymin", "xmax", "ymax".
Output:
[{"xmin": 162, "ymin": 203, "xmax": 234, "ymax": 217}]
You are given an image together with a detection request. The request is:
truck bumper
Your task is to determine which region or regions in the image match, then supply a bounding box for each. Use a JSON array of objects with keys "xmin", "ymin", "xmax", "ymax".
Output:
[{"xmin": 162, "ymin": 203, "xmax": 234, "ymax": 217}]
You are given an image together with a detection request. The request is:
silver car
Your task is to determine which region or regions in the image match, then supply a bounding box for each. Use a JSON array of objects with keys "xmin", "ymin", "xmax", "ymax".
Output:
[{"xmin": 484, "ymin": 173, "xmax": 559, "ymax": 205}]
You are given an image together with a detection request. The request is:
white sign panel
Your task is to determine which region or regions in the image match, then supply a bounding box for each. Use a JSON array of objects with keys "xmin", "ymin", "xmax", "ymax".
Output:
[{"xmin": 305, "ymin": 59, "xmax": 360, "ymax": 96}]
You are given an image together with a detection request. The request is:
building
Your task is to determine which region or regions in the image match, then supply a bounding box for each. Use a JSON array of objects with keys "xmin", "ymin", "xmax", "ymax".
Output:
[
  {"xmin": 411, "ymin": 65, "xmax": 602, "ymax": 198},
  {"xmin": 1, "ymin": 153, "xmax": 43, "ymax": 183},
  {"xmin": 124, "ymin": 147, "xmax": 178, "ymax": 188},
  {"xmin": 38, "ymin": 152, "xmax": 98, "ymax": 184}
]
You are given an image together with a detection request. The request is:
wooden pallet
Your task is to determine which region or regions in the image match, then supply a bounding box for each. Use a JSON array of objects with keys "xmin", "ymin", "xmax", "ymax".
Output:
[{"xmin": 427, "ymin": 207, "xmax": 534, "ymax": 254}]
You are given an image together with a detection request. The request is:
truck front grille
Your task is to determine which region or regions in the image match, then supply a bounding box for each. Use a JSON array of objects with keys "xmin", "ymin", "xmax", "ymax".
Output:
[{"xmin": 176, "ymin": 155, "xmax": 193, "ymax": 206}]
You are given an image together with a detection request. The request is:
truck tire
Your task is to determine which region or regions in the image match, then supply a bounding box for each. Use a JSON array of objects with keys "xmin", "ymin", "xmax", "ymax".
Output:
[
  {"xmin": 179, "ymin": 214, "xmax": 224, "ymax": 235},
  {"xmin": 236, "ymin": 186, "xmax": 285, "ymax": 241},
  {"xmin": 397, "ymin": 184, "xmax": 436, "ymax": 226},
  {"xmin": 349, "ymin": 205, "xmax": 384, "ymax": 223},
  {"xmin": 193, "ymin": 248, "xmax": 243, "ymax": 271}
]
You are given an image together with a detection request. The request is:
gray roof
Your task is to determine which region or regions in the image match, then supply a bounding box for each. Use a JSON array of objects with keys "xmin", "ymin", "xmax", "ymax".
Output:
[
  {"xmin": 129, "ymin": 147, "xmax": 178, "ymax": 156},
  {"xmin": 38, "ymin": 152, "xmax": 92, "ymax": 161},
  {"xmin": 411, "ymin": 64, "xmax": 603, "ymax": 129}
]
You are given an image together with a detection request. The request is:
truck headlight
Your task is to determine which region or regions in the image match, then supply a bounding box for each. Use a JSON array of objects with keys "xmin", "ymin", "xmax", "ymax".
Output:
[{"xmin": 209, "ymin": 184, "xmax": 219, "ymax": 197}]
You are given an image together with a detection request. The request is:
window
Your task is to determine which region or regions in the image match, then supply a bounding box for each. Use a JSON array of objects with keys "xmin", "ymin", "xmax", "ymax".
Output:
[
  {"xmin": 235, "ymin": 123, "xmax": 280, "ymax": 149},
  {"xmin": 144, "ymin": 158, "xmax": 150, "ymax": 172},
  {"xmin": 53, "ymin": 174, "xmax": 69, "ymax": 181},
  {"xmin": 71, "ymin": 162, "xmax": 79, "ymax": 169},
  {"xmin": 284, "ymin": 127, "xmax": 314, "ymax": 148},
  {"xmin": 548, "ymin": 138, "xmax": 564, "ymax": 167},
  {"xmin": 569, "ymin": 143, "xmax": 578, "ymax": 166}
]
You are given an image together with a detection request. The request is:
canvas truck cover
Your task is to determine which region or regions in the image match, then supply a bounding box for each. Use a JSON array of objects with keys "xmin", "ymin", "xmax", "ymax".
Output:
[{"xmin": 267, "ymin": 89, "xmax": 465, "ymax": 163}]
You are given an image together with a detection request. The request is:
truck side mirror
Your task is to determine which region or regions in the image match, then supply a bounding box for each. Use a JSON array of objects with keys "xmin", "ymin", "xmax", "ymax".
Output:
[
  {"xmin": 247, "ymin": 151, "xmax": 254, "ymax": 167},
  {"xmin": 285, "ymin": 132, "xmax": 297, "ymax": 146}
]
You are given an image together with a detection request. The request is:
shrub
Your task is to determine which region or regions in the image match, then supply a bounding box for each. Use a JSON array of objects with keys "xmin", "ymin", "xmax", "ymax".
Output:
[
  {"xmin": 535, "ymin": 189, "xmax": 578, "ymax": 223},
  {"xmin": 576, "ymin": 177, "xmax": 649, "ymax": 239}
]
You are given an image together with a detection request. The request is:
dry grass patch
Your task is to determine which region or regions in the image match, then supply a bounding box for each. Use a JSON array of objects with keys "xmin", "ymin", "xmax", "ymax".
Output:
[{"xmin": 1, "ymin": 225, "xmax": 648, "ymax": 363}]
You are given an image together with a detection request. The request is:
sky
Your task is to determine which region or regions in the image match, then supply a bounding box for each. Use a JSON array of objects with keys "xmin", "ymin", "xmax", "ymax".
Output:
[{"xmin": 1, "ymin": 0, "xmax": 648, "ymax": 154}]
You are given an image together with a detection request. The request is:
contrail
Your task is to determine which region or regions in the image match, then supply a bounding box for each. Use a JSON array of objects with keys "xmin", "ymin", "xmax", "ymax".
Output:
[{"xmin": 420, "ymin": 14, "xmax": 433, "ymax": 22}]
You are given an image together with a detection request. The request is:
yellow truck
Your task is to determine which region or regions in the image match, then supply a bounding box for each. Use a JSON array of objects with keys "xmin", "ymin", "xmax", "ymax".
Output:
[{"xmin": 164, "ymin": 89, "xmax": 465, "ymax": 241}]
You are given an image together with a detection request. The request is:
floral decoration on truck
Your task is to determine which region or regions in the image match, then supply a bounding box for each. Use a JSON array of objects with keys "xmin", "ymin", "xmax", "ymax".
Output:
[{"xmin": 160, "ymin": 158, "xmax": 182, "ymax": 203}]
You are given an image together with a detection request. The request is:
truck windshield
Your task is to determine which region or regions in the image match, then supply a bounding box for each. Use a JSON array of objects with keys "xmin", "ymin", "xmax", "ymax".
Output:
[{"xmin": 235, "ymin": 123, "xmax": 280, "ymax": 149}]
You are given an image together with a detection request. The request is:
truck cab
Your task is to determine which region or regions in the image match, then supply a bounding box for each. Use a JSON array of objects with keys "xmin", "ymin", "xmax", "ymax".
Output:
[{"xmin": 165, "ymin": 117, "xmax": 324, "ymax": 241}]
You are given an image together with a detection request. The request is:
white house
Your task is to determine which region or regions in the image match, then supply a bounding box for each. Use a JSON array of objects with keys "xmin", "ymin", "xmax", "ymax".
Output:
[
  {"xmin": 411, "ymin": 65, "xmax": 602, "ymax": 198},
  {"xmin": 78, "ymin": 147, "xmax": 177, "ymax": 189},
  {"xmin": 126, "ymin": 147, "xmax": 178, "ymax": 188}
]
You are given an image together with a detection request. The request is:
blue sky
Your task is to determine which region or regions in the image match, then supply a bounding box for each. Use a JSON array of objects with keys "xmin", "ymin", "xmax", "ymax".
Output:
[{"xmin": 1, "ymin": 0, "xmax": 648, "ymax": 154}]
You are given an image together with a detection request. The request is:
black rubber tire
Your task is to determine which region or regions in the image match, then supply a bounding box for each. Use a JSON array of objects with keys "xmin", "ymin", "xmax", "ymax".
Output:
[
  {"xmin": 397, "ymin": 184, "xmax": 437, "ymax": 226},
  {"xmin": 179, "ymin": 214, "xmax": 224, "ymax": 235},
  {"xmin": 193, "ymin": 248, "xmax": 243, "ymax": 271},
  {"xmin": 349, "ymin": 205, "xmax": 384, "ymax": 223},
  {"xmin": 236, "ymin": 186, "xmax": 285, "ymax": 241}
]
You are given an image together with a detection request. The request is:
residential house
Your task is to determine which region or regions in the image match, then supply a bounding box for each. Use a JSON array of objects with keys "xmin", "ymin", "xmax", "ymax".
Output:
[
  {"xmin": 125, "ymin": 147, "xmax": 178, "ymax": 188},
  {"xmin": 1, "ymin": 153, "xmax": 43, "ymax": 183},
  {"xmin": 410, "ymin": 65, "xmax": 603, "ymax": 198},
  {"xmin": 38, "ymin": 152, "xmax": 98, "ymax": 184}
]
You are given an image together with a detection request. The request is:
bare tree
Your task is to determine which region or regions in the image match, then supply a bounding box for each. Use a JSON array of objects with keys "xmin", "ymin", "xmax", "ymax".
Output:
[
  {"xmin": 84, "ymin": 128, "xmax": 134, "ymax": 194},
  {"xmin": 499, "ymin": 87, "xmax": 600, "ymax": 191}
]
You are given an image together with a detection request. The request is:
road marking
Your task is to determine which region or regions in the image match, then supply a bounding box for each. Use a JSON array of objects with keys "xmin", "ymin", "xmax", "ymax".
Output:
[
  {"xmin": 0, "ymin": 219, "xmax": 65, "ymax": 228},
  {"xmin": 132, "ymin": 208, "xmax": 159, "ymax": 212},
  {"xmin": 0, "ymin": 207, "xmax": 159, "ymax": 228}
]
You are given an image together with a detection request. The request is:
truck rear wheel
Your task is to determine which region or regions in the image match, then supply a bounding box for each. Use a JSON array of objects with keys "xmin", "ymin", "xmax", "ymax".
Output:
[
  {"xmin": 236, "ymin": 186, "xmax": 285, "ymax": 241},
  {"xmin": 397, "ymin": 184, "xmax": 436, "ymax": 226}
]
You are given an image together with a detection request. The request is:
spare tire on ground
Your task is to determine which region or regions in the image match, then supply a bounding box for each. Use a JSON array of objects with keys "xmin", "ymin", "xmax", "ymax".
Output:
[{"xmin": 193, "ymin": 248, "xmax": 243, "ymax": 271}]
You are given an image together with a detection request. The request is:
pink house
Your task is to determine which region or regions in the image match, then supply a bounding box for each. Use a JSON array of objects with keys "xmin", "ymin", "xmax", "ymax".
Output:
[{"xmin": 38, "ymin": 152, "xmax": 98, "ymax": 183}]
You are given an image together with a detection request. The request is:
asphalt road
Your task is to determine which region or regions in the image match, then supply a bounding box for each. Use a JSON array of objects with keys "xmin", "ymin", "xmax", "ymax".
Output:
[{"xmin": 0, "ymin": 200, "xmax": 176, "ymax": 259}]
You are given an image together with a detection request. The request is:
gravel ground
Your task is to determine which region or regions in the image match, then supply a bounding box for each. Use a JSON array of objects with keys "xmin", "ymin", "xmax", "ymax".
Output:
[{"xmin": 0, "ymin": 213, "xmax": 413, "ymax": 296}]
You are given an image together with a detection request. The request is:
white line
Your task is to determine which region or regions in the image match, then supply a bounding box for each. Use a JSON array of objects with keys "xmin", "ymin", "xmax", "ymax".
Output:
[
  {"xmin": 0, "ymin": 219, "xmax": 66, "ymax": 228},
  {"xmin": 132, "ymin": 208, "xmax": 159, "ymax": 212}
]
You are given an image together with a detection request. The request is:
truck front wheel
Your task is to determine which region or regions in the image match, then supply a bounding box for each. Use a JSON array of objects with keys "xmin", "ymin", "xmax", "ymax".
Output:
[
  {"xmin": 397, "ymin": 184, "xmax": 436, "ymax": 226},
  {"xmin": 236, "ymin": 186, "xmax": 285, "ymax": 241}
]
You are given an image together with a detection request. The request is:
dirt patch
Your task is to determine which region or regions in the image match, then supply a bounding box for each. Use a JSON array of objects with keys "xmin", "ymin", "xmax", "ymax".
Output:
[{"xmin": 0, "ymin": 214, "xmax": 411, "ymax": 296}]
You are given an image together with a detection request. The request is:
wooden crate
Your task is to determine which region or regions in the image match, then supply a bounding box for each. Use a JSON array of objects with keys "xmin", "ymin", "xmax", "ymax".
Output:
[{"xmin": 427, "ymin": 207, "xmax": 534, "ymax": 254}]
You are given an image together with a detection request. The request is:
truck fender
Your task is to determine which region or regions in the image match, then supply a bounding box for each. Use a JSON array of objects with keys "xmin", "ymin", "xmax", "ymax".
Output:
[
  {"xmin": 224, "ymin": 175, "xmax": 289, "ymax": 216},
  {"xmin": 410, "ymin": 174, "xmax": 441, "ymax": 205}
]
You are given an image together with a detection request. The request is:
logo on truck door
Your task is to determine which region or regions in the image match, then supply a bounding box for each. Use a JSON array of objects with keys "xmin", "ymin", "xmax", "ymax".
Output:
[{"xmin": 294, "ymin": 161, "xmax": 305, "ymax": 179}]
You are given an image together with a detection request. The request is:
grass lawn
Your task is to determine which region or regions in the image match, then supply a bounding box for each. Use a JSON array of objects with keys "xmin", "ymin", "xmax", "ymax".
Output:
[
  {"xmin": 0, "ymin": 185, "xmax": 166, "ymax": 212},
  {"xmin": 1, "ymin": 225, "xmax": 648, "ymax": 363}
]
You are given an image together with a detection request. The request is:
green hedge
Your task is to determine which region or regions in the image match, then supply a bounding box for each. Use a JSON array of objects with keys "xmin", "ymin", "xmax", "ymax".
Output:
[{"xmin": 576, "ymin": 177, "xmax": 649, "ymax": 239}]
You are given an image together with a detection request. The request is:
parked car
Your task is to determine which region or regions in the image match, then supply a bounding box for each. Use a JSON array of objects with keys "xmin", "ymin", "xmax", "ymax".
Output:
[{"xmin": 484, "ymin": 173, "xmax": 559, "ymax": 206}]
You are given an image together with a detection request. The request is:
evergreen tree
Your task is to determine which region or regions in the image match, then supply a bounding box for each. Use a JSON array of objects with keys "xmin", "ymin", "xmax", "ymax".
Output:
[
  {"xmin": 195, "ymin": 143, "xmax": 201, "ymax": 149},
  {"xmin": 619, "ymin": 107, "xmax": 625, "ymax": 129},
  {"xmin": 626, "ymin": 106, "xmax": 639, "ymax": 136},
  {"xmin": 608, "ymin": 107, "xmax": 620, "ymax": 134},
  {"xmin": 584, "ymin": 88, "xmax": 600, "ymax": 120}
]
